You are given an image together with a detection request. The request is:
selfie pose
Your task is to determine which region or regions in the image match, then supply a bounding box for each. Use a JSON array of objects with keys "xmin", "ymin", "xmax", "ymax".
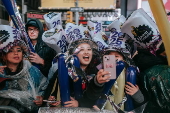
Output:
[
  {"xmin": 102, "ymin": 49, "xmax": 144, "ymax": 111},
  {"xmin": 43, "ymin": 38, "xmax": 111, "ymax": 108},
  {"xmin": 0, "ymin": 25, "xmax": 48, "ymax": 113},
  {"xmin": 94, "ymin": 18, "xmax": 145, "ymax": 111}
]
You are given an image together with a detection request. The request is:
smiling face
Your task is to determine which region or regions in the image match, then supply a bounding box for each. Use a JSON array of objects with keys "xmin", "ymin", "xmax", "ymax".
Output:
[
  {"xmin": 109, "ymin": 51, "xmax": 124, "ymax": 61},
  {"xmin": 76, "ymin": 43, "xmax": 93, "ymax": 70},
  {"xmin": 5, "ymin": 46, "xmax": 23, "ymax": 65}
]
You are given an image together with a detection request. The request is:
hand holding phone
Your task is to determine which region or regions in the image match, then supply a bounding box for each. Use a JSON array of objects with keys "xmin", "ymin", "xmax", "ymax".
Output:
[
  {"xmin": 43, "ymin": 100, "xmax": 58, "ymax": 103},
  {"xmin": 43, "ymin": 100, "xmax": 61, "ymax": 106},
  {"xmin": 103, "ymin": 55, "xmax": 116, "ymax": 79}
]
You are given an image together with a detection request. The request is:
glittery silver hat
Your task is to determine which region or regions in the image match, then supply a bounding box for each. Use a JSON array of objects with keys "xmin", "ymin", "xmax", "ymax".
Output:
[
  {"xmin": 0, "ymin": 25, "xmax": 29, "ymax": 56},
  {"xmin": 67, "ymin": 38, "xmax": 99, "ymax": 55},
  {"xmin": 105, "ymin": 18, "xmax": 131, "ymax": 58}
]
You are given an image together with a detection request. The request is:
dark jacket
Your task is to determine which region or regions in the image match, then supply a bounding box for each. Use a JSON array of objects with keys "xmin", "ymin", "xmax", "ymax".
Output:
[
  {"xmin": 133, "ymin": 48, "xmax": 169, "ymax": 113},
  {"xmin": 43, "ymin": 68, "xmax": 104, "ymax": 108},
  {"xmin": 25, "ymin": 19, "xmax": 57, "ymax": 77},
  {"xmin": 133, "ymin": 49, "xmax": 168, "ymax": 72}
]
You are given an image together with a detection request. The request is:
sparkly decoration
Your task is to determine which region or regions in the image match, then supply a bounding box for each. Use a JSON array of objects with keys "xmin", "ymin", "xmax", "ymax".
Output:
[
  {"xmin": 67, "ymin": 38, "xmax": 98, "ymax": 55},
  {"xmin": 0, "ymin": 25, "xmax": 29, "ymax": 56},
  {"xmin": 38, "ymin": 107, "xmax": 115, "ymax": 113}
]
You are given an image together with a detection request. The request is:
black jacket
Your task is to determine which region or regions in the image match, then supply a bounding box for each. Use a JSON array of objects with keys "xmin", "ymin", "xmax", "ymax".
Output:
[
  {"xmin": 133, "ymin": 49, "xmax": 168, "ymax": 72},
  {"xmin": 25, "ymin": 19, "xmax": 57, "ymax": 77},
  {"xmin": 133, "ymin": 49, "xmax": 169, "ymax": 113},
  {"xmin": 43, "ymin": 68, "xmax": 104, "ymax": 108}
]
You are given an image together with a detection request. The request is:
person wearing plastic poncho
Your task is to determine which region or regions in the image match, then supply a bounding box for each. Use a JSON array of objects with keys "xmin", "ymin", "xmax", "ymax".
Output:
[{"xmin": 0, "ymin": 25, "xmax": 48, "ymax": 113}]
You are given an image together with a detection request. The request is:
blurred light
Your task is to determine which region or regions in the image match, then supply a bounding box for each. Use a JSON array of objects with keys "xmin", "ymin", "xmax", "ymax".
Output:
[{"xmin": 17, "ymin": 6, "xmax": 20, "ymax": 10}]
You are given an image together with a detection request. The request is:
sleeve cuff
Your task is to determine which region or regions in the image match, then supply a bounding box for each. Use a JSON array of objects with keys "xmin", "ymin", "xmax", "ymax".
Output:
[
  {"xmin": 131, "ymin": 89, "xmax": 144, "ymax": 104},
  {"xmin": 94, "ymin": 76, "xmax": 104, "ymax": 87}
]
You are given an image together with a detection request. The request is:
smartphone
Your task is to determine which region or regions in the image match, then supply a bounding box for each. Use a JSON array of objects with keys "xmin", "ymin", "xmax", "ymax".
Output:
[
  {"xmin": 103, "ymin": 55, "xmax": 116, "ymax": 79},
  {"xmin": 43, "ymin": 100, "xmax": 58, "ymax": 103}
]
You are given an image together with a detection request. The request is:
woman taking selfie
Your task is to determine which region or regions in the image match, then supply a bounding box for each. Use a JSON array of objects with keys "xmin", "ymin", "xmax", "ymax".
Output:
[
  {"xmin": 0, "ymin": 25, "xmax": 48, "ymax": 113},
  {"xmin": 43, "ymin": 38, "xmax": 111, "ymax": 108}
]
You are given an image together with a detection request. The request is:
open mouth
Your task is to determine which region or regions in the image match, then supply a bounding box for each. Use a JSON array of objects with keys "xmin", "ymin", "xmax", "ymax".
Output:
[{"xmin": 83, "ymin": 56, "xmax": 89, "ymax": 61}]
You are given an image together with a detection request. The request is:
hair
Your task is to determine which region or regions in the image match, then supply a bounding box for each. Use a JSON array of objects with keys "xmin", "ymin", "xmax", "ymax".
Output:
[
  {"xmin": 84, "ymin": 50, "xmax": 101, "ymax": 75},
  {"xmin": 68, "ymin": 39, "xmax": 100, "ymax": 75},
  {"xmin": 156, "ymin": 43, "xmax": 165, "ymax": 56},
  {"xmin": 0, "ymin": 52, "xmax": 5, "ymax": 65},
  {"xmin": 0, "ymin": 46, "xmax": 24, "ymax": 74}
]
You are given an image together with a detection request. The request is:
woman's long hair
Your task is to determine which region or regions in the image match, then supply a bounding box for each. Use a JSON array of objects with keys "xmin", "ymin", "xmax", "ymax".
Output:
[
  {"xmin": 85, "ymin": 50, "xmax": 101, "ymax": 75},
  {"xmin": 0, "ymin": 50, "xmax": 23, "ymax": 75}
]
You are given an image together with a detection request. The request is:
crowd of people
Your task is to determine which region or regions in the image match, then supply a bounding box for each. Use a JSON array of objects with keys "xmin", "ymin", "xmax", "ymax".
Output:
[{"xmin": 0, "ymin": 8, "xmax": 170, "ymax": 113}]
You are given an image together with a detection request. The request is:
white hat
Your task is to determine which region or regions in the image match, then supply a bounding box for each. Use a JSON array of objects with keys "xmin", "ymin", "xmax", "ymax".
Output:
[
  {"xmin": 0, "ymin": 25, "xmax": 28, "ymax": 55},
  {"xmin": 42, "ymin": 25, "xmax": 68, "ymax": 53},
  {"xmin": 121, "ymin": 8, "xmax": 162, "ymax": 55},
  {"xmin": 43, "ymin": 12, "xmax": 62, "ymax": 29}
]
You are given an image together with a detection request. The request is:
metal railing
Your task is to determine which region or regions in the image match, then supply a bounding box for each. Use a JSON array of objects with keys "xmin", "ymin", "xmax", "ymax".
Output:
[{"xmin": 0, "ymin": 106, "xmax": 20, "ymax": 113}]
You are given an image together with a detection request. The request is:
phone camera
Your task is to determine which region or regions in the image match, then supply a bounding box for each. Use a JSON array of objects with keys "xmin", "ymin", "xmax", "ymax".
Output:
[{"xmin": 104, "ymin": 56, "xmax": 110, "ymax": 61}]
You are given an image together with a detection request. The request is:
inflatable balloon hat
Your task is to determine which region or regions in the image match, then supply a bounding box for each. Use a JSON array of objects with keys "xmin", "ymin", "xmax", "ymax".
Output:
[
  {"xmin": 86, "ymin": 21, "xmax": 108, "ymax": 51},
  {"xmin": 79, "ymin": 25, "xmax": 92, "ymax": 39},
  {"xmin": 65, "ymin": 23, "xmax": 86, "ymax": 44},
  {"xmin": 83, "ymin": 30, "xmax": 93, "ymax": 39},
  {"xmin": 118, "ymin": 15, "xmax": 126, "ymax": 25},
  {"xmin": 42, "ymin": 25, "xmax": 68, "ymax": 53},
  {"xmin": 93, "ymin": 33, "xmax": 108, "ymax": 51},
  {"xmin": 121, "ymin": 8, "xmax": 162, "ymax": 55},
  {"xmin": 106, "ymin": 18, "xmax": 134, "ymax": 66},
  {"xmin": 87, "ymin": 20, "xmax": 102, "ymax": 38},
  {"xmin": 2, "ymin": 0, "xmax": 34, "ymax": 53},
  {"xmin": 42, "ymin": 12, "xmax": 68, "ymax": 53},
  {"xmin": 101, "ymin": 32, "xmax": 109, "ymax": 43},
  {"xmin": 65, "ymin": 21, "xmax": 108, "ymax": 52},
  {"xmin": 43, "ymin": 12, "xmax": 62, "ymax": 29},
  {"xmin": 0, "ymin": 25, "xmax": 29, "ymax": 57}
]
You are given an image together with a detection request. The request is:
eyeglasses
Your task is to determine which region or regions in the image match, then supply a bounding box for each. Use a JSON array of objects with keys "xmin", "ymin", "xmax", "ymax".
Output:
[{"xmin": 27, "ymin": 28, "xmax": 39, "ymax": 33}]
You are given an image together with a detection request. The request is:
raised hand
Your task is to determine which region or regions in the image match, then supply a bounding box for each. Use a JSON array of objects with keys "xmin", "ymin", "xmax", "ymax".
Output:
[
  {"xmin": 64, "ymin": 97, "xmax": 79, "ymax": 107},
  {"xmin": 33, "ymin": 96, "xmax": 43, "ymax": 106},
  {"xmin": 29, "ymin": 52, "xmax": 44, "ymax": 65},
  {"xmin": 96, "ymin": 69, "xmax": 111, "ymax": 84},
  {"xmin": 125, "ymin": 82, "xmax": 139, "ymax": 96},
  {"xmin": 47, "ymin": 96, "xmax": 61, "ymax": 106}
]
